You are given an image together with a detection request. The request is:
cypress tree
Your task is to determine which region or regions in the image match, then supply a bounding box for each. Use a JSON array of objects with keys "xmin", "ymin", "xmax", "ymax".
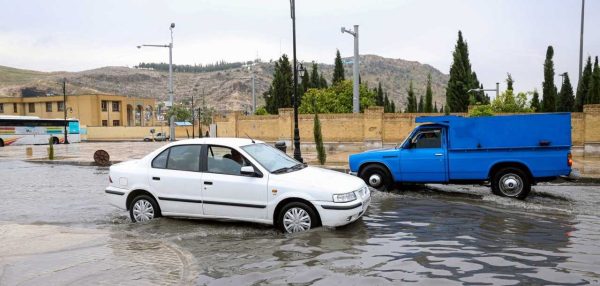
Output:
[
  {"xmin": 506, "ymin": 73, "xmax": 514, "ymax": 91},
  {"xmin": 425, "ymin": 74, "xmax": 433, "ymax": 112},
  {"xmin": 541, "ymin": 46, "xmax": 557, "ymax": 112},
  {"xmin": 319, "ymin": 74, "xmax": 328, "ymax": 89},
  {"xmin": 433, "ymin": 102, "xmax": 438, "ymax": 113},
  {"xmin": 376, "ymin": 82, "xmax": 384, "ymax": 106},
  {"xmin": 384, "ymin": 93, "xmax": 390, "ymax": 112},
  {"xmin": 445, "ymin": 31, "xmax": 478, "ymax": 112},
  {"xmin": 558, "ymin": 73, "xmax": 575, "ymax": 112},
  {"xmin": 263, "ymin": 54, "xmax": 293, "ymax": 114},
  {"xmin": 444, "ymin": 104, "xmax": 450, "ymax": 115},
  {"xmin": 391, "ymin": 100, "xmax": 396, "ymax": 113},
  {"xmin": 309, "ymin": 62, "xmax": 320, "ymax": 89},
  {"xmin": 314, "ymin": 112, "xmax": 326, "ymax": 165},
  {"xmin": 332, "ymin": 49, "xmax": 345, "ymax": 84},
  {"xmin": 530, "ymin": 90, "xmax": 541, "ymax": 112},
  {"xmin": 418, "ymin": 96, "xmax": 424, "ymax": 112},
  {"xmin": 589, "ymin": 56, "xmax": 600, "ymax": 104},
  {"xmin": 576, "ymin": 56, "xmax": 592, "ymax": 110},
  {"xmin": 406, "ymin": 81, "xmax": 417, "ymax": 113}
]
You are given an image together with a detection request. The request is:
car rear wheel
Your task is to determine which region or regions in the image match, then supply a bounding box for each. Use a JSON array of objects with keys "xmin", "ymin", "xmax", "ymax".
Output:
[
  {"xmin": 491, "ymin": 167, "xmax": 531, "ymax": 199},
  {"xmin": 278, "ymin": 202, "xmax": 317, "ymax": 233},
  {"xmin": 360, "ymin": 165, "xmax": 392, "ymax": 191},
  {"xmin": 129, "ymin": 195, "xmax": 160, "ymax": 222}
]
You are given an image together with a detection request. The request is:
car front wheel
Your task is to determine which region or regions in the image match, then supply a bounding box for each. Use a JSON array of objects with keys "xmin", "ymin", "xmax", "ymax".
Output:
[
  {"xmin": 278, "ymin": 202, "xmax": 317, "ymax": 233},
  {"xmin": 129, "ymin": 195, "xmax": 160, "ymax": 222},
  {"xmin": 360, "ymin": 165, "xmax": 392, "ymax": 191}
]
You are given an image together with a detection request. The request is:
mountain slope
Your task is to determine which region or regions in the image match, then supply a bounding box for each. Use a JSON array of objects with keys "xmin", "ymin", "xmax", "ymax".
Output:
[{"xmin": 0, "ymin": 55, "xmax": 448, "ymax": 112}]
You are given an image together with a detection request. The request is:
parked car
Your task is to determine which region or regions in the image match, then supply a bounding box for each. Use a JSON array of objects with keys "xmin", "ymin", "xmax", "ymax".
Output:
[
  {"xmin": 105, "ymin": 137, "xmax": 370, "ymax": 233},
  {"xmin": 349, "ymin": 113, "xmax": 578, "ymax": 199},
  {"xmin": 143, "ymin": 132, "xmax": 169, "ymax": 142}
]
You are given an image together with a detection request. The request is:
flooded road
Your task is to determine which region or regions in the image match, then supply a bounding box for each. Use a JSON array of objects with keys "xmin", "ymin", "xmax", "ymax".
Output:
[{"xmin": 1, "ymin": 160, "xmax": 599, "ymax": 285}]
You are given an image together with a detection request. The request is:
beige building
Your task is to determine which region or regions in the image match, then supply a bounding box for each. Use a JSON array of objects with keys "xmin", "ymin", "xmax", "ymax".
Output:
[{"xmin": 0, "ymin": 94, "xmax": 157, "ymax": 127}]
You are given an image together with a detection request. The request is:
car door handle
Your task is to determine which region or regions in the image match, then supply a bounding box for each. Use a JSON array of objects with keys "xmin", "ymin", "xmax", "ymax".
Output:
[
  {"xmin": 152, "ymin": 177, "xmax": 160, "ymax": 181},
  {"xmin": 434, "ymin": 153, "xmax": 444, "ymax": 156},
  {"xmin": 204, "ymin": 181, "xmax": 213, "ymax": 185}
]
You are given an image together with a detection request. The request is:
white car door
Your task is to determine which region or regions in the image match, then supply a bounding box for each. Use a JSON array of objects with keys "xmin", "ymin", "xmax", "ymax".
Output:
[
  {"xmin": 201, "ymin": 145, "xmax": 268, "ymax": 220},
  {"xmin": 148, "ymin": 144, "xmax": 204, "ymax": 216}
]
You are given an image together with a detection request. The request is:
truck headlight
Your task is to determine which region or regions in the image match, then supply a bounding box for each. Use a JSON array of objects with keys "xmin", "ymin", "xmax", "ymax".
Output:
[{"xmin": 333, "ymin": 192, "xmax": 357, "ymax": 203}]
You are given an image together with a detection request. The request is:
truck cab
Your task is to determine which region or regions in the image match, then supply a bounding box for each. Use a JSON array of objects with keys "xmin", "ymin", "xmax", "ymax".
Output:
[{"xmin": 349, "ymin": 114, "xmax": 577, "ymax": 199}]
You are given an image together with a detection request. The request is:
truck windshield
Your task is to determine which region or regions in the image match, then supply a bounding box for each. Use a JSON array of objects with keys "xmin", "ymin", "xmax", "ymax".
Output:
[{"xmin": 241, "ymin": 143, "xmax": 302, "ymax": 173}]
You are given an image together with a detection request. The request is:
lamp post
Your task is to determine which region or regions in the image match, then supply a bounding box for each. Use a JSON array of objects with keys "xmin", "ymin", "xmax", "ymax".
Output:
[
  {"xmin": 62, "ymin": 78, "xmax": 69, "ymax": 144},
  {"xmin": 290, "ymin": 0, "xmax": 303, "ymax": 162},
  {"xmin": 578, "ymin": 0, "xmax": 585, "ymax": 84},
  {"xmin": 341, "ymin": 25, "xmax": 359, "ymax": 113},
  {"xmin": 138, "ymin": 23, "xmax": 176, "ymax": 141},
  {"xmin": 468, "ymin": 82, "xmax": 500, "ymax": 100}
]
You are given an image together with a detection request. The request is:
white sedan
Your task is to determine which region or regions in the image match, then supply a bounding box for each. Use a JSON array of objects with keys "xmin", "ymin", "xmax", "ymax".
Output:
[{"xmin": 105, "ymin": 138, "xmax": 370, "ymax": 233}]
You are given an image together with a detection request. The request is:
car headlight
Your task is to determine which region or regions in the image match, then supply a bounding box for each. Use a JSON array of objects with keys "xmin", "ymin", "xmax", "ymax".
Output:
[{"xmin": 332, "ymin": 191, "xmax": 357, "ymax": 203}]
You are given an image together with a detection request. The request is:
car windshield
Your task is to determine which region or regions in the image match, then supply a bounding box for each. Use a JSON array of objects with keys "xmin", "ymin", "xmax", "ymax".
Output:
[{"xmin": 241, "ymin": 143, "xmax": 302, "ymax": 173}]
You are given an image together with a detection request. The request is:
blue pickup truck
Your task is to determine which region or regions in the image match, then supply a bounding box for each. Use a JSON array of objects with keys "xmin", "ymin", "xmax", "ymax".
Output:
[{"xmin": 349, "ymin": 113, "xmax": 577, "ymax": 199}]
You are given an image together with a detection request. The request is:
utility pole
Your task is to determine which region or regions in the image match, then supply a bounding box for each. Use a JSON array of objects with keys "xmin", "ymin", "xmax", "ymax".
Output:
[
  {"xmin": 191, "ymin": 92, "xmax": 195, "ymax": 138},
  {"xmin": 341, "ymin": 25, "xmax": 360, "ymax": 113},
  {"xmin": 138, "ymin": 22, "xmax": 176, "ymax": 141},
  {"xmin": 252, "ymin": 68, "xmax": 256, "ymax": 114},
  {"xmin": 290, "ymin": 0, "xmax": 303, "ymax": 162},
  {"xmin": 62, "ymin": 78, "xmax": 69, "ymax": 144},
  {"xmin": 578, "ymin": 0, "xmax": 585, "ymax": 84}
]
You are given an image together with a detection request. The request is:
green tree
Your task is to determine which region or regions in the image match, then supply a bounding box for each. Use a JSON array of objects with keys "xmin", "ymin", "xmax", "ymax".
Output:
[
  {"xmin": 332, "ymin": 49, "xmax": 345, "ymax": 85},
  {"xmin": 558, "ymin": 73, "xmax": 575, "ymax": 112},
  {"xmin": 506, "ymin": 73, "xmax": 514, "ymax": 91},
  {"xmin": 255, "ymin": 106, "xmax": 269, "ymax": 115},
  {"xmin": 471, "ymin": 90, "xmax": 533, "ymax": 116},
  {"xmin": 167, "ymin": 104, "xmax": 192, "ymax": 121},
  {"xmin": 530, "ymin": 89, "xmax": 541, "ymax": 112},
  {"xmin": 390, "ymin": 99, "xmax": 396, "ymax": 113},
  {"xmin": 433, "ymin": 102, "xmax": 439, "ymax": 113},
  {"xmin": 309, "ymin": 62, "xmax": 320, "ymax": 89},
  {"xmin": 469, "ymin": 104, "xmax": 494, "ymax": 117},
  {"xmin": 299, "ymin": 80, "xmax": 377, "ymax": 113},
  {"xmin": 319, "ymin": 74, "xmax": 328, "ymax": 89},
  {"xmin": 424, "ymin": 74, "xmax": 433, "ymax": 112},
  {"xmin": 263, "ymin": 55, "xmax": 293, "ymax": 114},
  {"xmin": 589, "ymin": 56, "xmax": 600, "ymax": 104},
  {"xmin": 313, "ymin": 101, "xmax": 326, "ymax": 164},
  {"xmin": 445, "ymin": 31, "xmax": 479, "ymax": 112},
  {"xmin": 541, "ymin": 46, "xmax": 557, "ymax": 112},
  {"xmin": 383, "ymin": 93, "xmax": 390, "ymax": 112},
  {"xmin": 418, "ymin": 96, "xmax": 424, "ymax": 112},
  {"xmin": 443, "ymin": 104, "xmax": 449, "ymax": 115},
  {"xmin": 376, "ymin": 82, "xmax": 384, "ymax": 106},
  {"xmin": 405, "ymin": 81, "xmax": 417, "ymax": 113},
  {"xmin": 576, "ymin": 56, "xmax": 593, "ymax": 111}
]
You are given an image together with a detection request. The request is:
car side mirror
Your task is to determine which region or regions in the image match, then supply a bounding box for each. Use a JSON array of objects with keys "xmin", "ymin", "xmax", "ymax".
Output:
[{"xmin": 240, "ymin": 166, "xmax": 256, "ymax": 176}]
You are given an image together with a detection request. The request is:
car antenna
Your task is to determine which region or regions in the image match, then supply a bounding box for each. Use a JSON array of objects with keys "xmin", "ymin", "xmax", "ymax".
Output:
[{"xmin": 244, "ymin": 132, "xmax": 255, "ymax": 143}]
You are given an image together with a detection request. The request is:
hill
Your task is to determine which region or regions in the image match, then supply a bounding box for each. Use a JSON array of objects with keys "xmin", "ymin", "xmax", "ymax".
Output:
[{"xmin": 0, "ymin": 55, "xmax": 448, "ymax": 112}]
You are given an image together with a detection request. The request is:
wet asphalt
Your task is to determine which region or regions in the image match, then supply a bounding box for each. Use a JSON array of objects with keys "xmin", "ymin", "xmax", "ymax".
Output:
[{"xmin": 1, "ymin": 160, "xmax": 599, "ymax": 285}]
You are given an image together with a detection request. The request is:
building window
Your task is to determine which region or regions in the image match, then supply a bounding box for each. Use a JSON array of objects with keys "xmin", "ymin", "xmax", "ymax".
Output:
[
  {"xmin": 112, "ymin": 120, "xmax": 120, "ymax": 126},
  {"xmin": 13, "ymin": 103, "xmax": 17, "ymax": 113},
  {"xmin": 57, "ymin": 101, "xmax": 65, "ymax": 112},
  {"xmin": 46, "ymin": 102, "xmax": 52, "ymax": 112},
  {"xmin": 112, "ymin": 101, "xmax": 120, "ymax": 112},
  {"xmin": 0, "ymin": 103, "xmax": 4, "ymax": 113},
  {"xmin": 28, "ymin": 103, "xmax": 35, "ymax": 113},
  {"xmin": 101, "ymin": 100, "xmax": 108, "ymax": 112},
  {"xmin": 102, "ymin": 120, "xmax": 108, "ymax": 126}
]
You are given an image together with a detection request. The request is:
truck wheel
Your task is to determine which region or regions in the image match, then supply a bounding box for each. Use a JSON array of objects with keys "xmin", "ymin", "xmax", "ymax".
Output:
[
  {"xmin": 491, "ymin": 167, "xmax": 531, "ymax": 199},
  {"xmin": 360, "ymin": 165, "xmax": 392, "ymax": 191}
]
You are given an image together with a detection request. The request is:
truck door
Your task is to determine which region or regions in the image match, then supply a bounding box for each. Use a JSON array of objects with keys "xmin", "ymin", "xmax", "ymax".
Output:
[{"xmin": 399, "ymin": 127, "xmax": 447, "ymax": 182}]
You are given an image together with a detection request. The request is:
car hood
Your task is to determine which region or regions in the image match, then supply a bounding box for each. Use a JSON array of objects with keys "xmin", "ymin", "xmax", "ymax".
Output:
[{"xmin": 271, "ymin": 166, "xmax": 365, "ymax": 195}]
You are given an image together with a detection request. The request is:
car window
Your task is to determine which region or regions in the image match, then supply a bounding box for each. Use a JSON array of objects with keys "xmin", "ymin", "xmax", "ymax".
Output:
[
  {"xmin": 207, "ymin": 145, "xmax": 249, "ymax": 175},
  {"xmin": 414, "ymin": 129, "xmax": 442, "ymax": 149},
  {"xmin": 166, "ymin": 145, "xmax": 202, "ymax": 172},
  {"xmin": 152, "ymin": 149, "xmax": 169, "ymax": 168}
]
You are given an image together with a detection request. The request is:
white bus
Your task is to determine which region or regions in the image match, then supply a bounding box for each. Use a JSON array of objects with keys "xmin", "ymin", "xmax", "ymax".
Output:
[{"xmin": 0, "ymin": 115, "xmax": 81, "ymax": 147}]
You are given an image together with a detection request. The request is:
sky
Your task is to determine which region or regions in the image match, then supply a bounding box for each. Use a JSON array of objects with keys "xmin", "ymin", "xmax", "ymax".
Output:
[{"xmin": 1, "ymin": 0, "xmax": 599, "ymax": 94}]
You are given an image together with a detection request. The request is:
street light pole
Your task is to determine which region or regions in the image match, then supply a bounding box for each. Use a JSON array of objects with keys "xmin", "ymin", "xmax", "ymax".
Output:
[
  {"xmin": 342, "ymin": 25, "xmax": 359, "ymax": 113},
  {"xmin": 468, "ymin": 82, "xmax": 499, "ymax": 100},
  {"xmin": 578, "ymin": 0, "xmax": 585, "ymax": 84},
  {"xmin": 290, "ymin": 0, "xmax": 303, "ymax": 162},
  {"xmin": 62, "ymin": 78, "xmax": 69, "ymax": 144},
  {"xmin": 138, "ymin": 22, "xmax": 176, "ymax": 141}
]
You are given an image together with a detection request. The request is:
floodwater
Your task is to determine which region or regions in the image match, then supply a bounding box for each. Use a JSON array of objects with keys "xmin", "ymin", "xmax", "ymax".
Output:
[{"xmin": 1, "ymin": 160, "xmax": 599, "ymax": 285}]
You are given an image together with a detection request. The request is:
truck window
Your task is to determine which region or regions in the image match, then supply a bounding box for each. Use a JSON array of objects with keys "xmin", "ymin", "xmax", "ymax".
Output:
[{"xmin": 413, "ymin": 129, "xmax": 442, "ymax": 149}]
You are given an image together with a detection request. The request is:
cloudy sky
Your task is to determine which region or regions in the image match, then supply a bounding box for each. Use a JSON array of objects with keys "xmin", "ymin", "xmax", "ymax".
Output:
[{"xmin": 1, "ymin": 0, "xmax": 599, "ymax": 93}]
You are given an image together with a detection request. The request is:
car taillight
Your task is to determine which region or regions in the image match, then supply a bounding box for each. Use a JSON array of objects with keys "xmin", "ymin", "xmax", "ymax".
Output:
[
  {"xmin": 567, "ymin": 153, "xmax": 573, "ymax": 167},
  {"xmin": 109, "ymin": 176, "xmax": 113, "ymax": 183}
]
